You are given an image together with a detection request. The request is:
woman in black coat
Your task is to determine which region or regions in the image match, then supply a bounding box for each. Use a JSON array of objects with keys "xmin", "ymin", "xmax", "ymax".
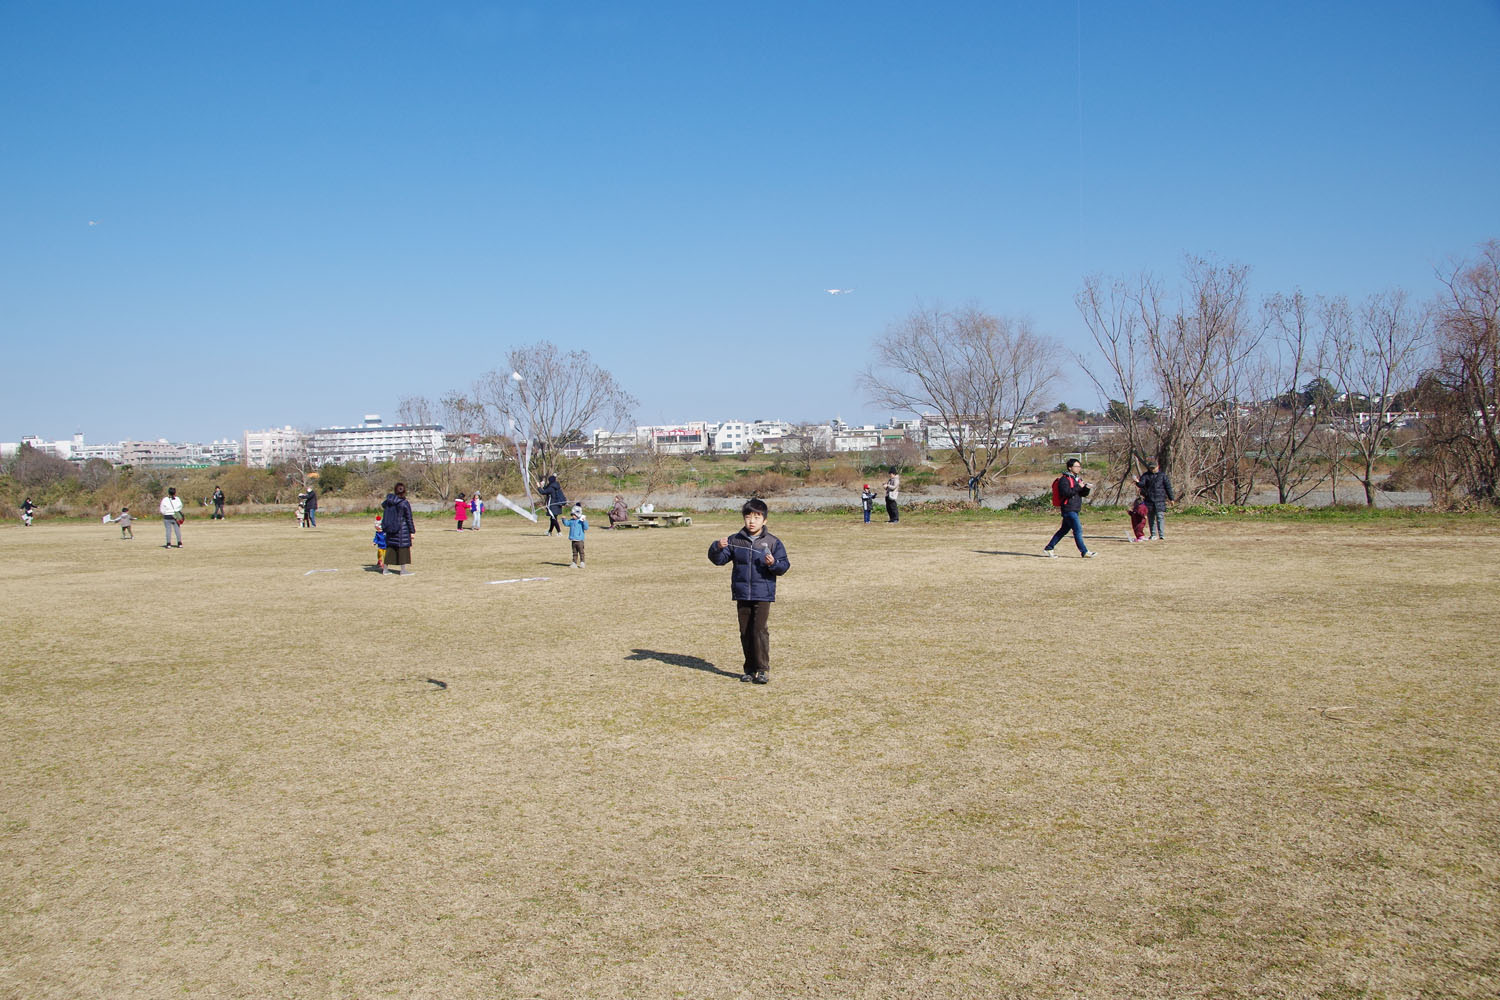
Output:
[
  {"xmin": 381, "ymin": 482, "xmax": 416, "ymax": 575},
  {"xmin": 539, "ymin": 474, "xmax": 566, "ymax": 535}
]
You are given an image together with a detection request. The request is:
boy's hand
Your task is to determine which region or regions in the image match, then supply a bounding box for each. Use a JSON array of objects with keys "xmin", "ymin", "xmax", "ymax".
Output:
[
  {"xmin": 763, "ymin": 551, "xmax": 775, "ymax": 566},
  {"xmin": 718, "ymin": 537, "xmax": 730, "ymax": 549}
]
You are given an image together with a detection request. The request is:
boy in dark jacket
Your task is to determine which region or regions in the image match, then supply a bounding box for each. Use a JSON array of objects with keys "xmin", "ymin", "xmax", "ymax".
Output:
[
  {"xmin": 707, "ymin": 498, "xmax": 791, "ymax": 685},
  {"xmin": 1044, "ymin": 459, "xmax": 1097, "ymax": 558}
]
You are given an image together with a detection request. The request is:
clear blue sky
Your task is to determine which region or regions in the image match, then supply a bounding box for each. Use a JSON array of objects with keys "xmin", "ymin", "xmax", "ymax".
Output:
[{"xmin": 4, "ymin": 1, "xmax": 1498, "ymax": 444}]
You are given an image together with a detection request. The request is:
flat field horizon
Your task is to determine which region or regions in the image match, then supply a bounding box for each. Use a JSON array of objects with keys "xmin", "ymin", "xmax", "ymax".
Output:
[{"xmin": 2, "ymin": 510, "xmax": 1496, "ymax": 998}]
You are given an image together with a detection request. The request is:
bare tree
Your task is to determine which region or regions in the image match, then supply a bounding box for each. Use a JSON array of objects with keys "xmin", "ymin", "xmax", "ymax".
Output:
[
  {"xmin": 1422, "ymin": 240, "xmax": 1500, "ymax": 505},
  {"xmin": 474, "ymin": 342, "xmax": 636, "ymax": 494},
  {"xmin": 780, "ymin": 423, "xmax": 831, "ymax": 477},
  {"xmin": 859, "ymin": 304, "xmax": 1060, "ymax": 487},
  {"xmin": 1077, "ymin": 257, "xmax": 1257, "ymax": 500},
  {"xmin": 1249, "ymin": 291, "xmax": 1335, "ymax": 503},
  {"xmin": 396, "ymin": 392, "xmax": 476, "ymax": 502},
  {"xmin": 1328, "ymin": 290, "xmax": 1431, "ymax": 506}
]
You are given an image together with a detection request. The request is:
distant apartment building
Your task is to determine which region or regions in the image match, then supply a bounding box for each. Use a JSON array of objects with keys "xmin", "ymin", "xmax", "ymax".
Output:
[
  {"xmin": 243, "ymin": 426, "xmax": 307, "ymax": 468},
  {"xmin": 199, "ymin": 439, "xmax": 243, "ymax": 464},
  {"xmin": 120, "ymin": 439, "xmax": 191, "ymax": 468},
  {"xmin": 637, "ymin": 422, "xmax": 711, "ymax": 455},
  {"xmin": 591, "ymin": 429, "xmax": 642, "ymax": 455},
  {"xmin": 709, "ymin": 420, "xmax": 750, "ymax": 454},
  {"xmin": 73, "ymin": 441, "xmax": 124, "ymax": 463},
  {"xmin": 306, "ymin": 415, "xmax": 444, "ymax": 465}
]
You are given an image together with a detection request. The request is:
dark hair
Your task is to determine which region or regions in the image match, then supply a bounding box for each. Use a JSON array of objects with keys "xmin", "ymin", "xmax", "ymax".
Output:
[
  {"xmin": 394, "ymin": 482, "xmax": 406, "ymax": 493},
  {"xmin": 1065, "ymin": 459, "xmax": 1082, "ymax": 471},
  {"xmin": 741, "ymin": 498, "xmax": 769, "ymax": 517}
]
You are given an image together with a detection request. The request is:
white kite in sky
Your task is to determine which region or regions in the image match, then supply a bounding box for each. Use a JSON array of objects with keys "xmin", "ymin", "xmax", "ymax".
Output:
[{"xmin": 826, "ymin": 288, "xmax": 853, "ymax": 295}]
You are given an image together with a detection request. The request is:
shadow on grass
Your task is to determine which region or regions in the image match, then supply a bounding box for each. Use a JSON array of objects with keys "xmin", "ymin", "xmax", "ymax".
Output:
[
  {"xmin": 626, "ymin": 648, "xmax": 739, "ymax": 679},
  {"xmin": 975, "ymin": 550, "xmax": 1055, "ymax": 558}
]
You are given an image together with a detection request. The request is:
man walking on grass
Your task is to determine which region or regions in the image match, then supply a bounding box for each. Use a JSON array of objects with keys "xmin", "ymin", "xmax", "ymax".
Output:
[{"xmin": 1044, "ymin": 459, "xmax": 1096, "ymax": 559}]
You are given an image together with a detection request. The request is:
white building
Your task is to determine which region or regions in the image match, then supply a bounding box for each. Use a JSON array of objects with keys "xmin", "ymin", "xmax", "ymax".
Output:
[
  {"xmin": 591, "ymin": 429, "xmax": 643, "ymax": 455},
  {"xmin": 636, "ymin": 422, "xmax": 711, "ymax": 455},
  {"xmin": 306, "ymin": 415, "xmax": 445, "ymax": 465},
  {"xmin": 709, "ymin": 420, "xmax": 751, "ymax": 454},
  {"xmin": 244, "ymin": 426, "xmax": 307, "ymax": 468},
  {"xmin": 120, "ymin": 439, "xmax": 192, "ymax": 468}
]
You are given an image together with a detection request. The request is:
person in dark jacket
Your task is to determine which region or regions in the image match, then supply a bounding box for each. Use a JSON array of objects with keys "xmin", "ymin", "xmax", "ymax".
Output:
[
  {"xmin": 538, "ymin": 474, "xmax": 566, "ymax": 535},
  {"xmin": 1044, "ymin": 459, "xmax": 1096, "ymax": 558},
  {"xmin": 707, "ymin": 498, "xmax": 791, "ymax": 685},
  {"xmin": 1135, "ymin": 461, "xmax": 1177, "ymax": 540},
  {"xmin": 211, "ymin": 486, "xmax": 226, "ymax": 520},
  {"xmin": 381, "ymin": 482, "xmax": 416, "ymax": 575},
  {"xmin": 304, "ymin": 486, "xmax": 318, "ymax": 527}
]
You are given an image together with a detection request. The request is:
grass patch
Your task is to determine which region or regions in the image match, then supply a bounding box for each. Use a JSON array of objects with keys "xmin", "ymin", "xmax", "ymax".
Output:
[{"xmin": 1, "ymin": 514, "xmax": 1497, "ymax": 997}]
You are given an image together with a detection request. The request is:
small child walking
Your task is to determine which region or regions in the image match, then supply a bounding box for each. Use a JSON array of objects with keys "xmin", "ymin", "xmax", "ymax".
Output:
[
  {"xmin": 860, "ymin": 484, "xmax": 875, "ymax": 523},
  {"xmin": 1128, "ymin": 493, "xmax": 1149, "ymax": 542},
  {"xmin": 563, "ymin": 504, "xmax": 588, "ymax": 568},
  {"xmin": 707, "ymin": 498, "xmax": 791, "ymax": 685},
  {"xmin": 373, "ymin": 517, "xmax": 387, "ymax": 571},
  {"xmin": 454, "ymin": 493, "xmax": 468, "ymax": 531},
  {"xmin": 116, "ymin": 507, "xmax": 133, "ymax": 540}
]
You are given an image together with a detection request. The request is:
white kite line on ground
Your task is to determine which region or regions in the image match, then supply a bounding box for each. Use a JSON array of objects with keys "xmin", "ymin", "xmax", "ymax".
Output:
[
  {"xmin": 485, "ymin": 576, "xmax": 550, "ymax": 585},
  {"xmin": 304, "ymin": 568, "xmax": 340, "ymax": 575}
]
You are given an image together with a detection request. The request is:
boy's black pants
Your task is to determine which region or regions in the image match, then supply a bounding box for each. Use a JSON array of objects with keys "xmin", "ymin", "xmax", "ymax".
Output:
[{"xmin": 736, "ymin": 600, "xmax": 771, "ymax": 676}]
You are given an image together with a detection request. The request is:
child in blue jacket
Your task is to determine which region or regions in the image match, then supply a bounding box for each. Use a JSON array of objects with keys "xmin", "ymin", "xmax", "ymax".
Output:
[
  {"xmin": 562, "ymin": 504, "xmax": 589, "ymax": 568},
  {"xmin": 707, "ymin": 498, "xmax": 791, "ymax": 685}
]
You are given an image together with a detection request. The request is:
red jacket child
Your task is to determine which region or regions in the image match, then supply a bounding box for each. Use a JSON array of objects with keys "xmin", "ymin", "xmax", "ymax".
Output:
[{"xmin": 1128, "ymin": 496, "xmax": 1149, "ymax": 541}]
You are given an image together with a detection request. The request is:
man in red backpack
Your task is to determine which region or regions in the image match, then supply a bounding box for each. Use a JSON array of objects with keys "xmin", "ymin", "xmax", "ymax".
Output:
[{"xmin": 1044, "ymin": 459, "xmax": 1096, "ymax": 558}]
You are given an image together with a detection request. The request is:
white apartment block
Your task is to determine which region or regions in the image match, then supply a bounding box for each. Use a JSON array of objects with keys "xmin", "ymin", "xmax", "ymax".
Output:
[
  {"xmin": 709, "ymin": 420, "xmax": 751, "ymax": 454},
  {"xmin": 120, "ymin": 439, "xmax": 191, "ymax": 468},
  {"xmin": 244, "ymin": 426, "xmax": 307, "ymax": 468},
  {"xmin": 306, "ymin": 415, "xmax": 445, "ymax": 465},
  {"xmin": 636, "ymin": 422, "xmax": 711, "ymax": 455}
]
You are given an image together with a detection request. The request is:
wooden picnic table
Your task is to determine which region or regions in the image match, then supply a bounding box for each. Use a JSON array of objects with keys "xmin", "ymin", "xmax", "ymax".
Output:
[{"xmin": 628, "ymin": 510, "xmax": 693, "ymax": 527}]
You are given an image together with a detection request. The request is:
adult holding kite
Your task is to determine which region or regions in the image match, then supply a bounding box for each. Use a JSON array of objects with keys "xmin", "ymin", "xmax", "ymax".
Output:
[{"xmin": 538, "ymin": 474, "xmax": 567, "ymax": 536}]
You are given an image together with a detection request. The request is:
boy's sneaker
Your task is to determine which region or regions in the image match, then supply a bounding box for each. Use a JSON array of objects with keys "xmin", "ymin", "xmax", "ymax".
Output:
[
  {"xmin": 578, "ymin": 562, "xmax": 585, "ymax": 568},
  {"xmin": 1043, "ymin": 548, "xmax": 1057, "ymax": 558},
  {"xmin": 1082, "ymin": 550, "xmax": 1096, "ymax": 558},
  {"xmin": 740, "ymin": 673, "xmax": 754, "ymax": 683},
  {"xmin": 752, "ymin": 671, "xmax": 769, "ymax": 685}
]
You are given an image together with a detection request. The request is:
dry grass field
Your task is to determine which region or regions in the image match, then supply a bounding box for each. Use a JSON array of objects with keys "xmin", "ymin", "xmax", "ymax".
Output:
[{"xmin": 2, "ymin": 509, "xmax": 1497, "ymax": 999}]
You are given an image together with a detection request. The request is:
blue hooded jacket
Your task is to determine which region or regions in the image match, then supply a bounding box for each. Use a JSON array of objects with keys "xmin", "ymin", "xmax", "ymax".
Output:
[{"xmin": 708, "ymin": 527, "xmax": 790, "ymax": 602}]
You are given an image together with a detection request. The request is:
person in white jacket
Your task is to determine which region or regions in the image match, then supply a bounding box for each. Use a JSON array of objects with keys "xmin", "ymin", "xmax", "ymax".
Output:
[{"xmin": 159, "ymin": 487, "xmax": 184, "ymax": 548}]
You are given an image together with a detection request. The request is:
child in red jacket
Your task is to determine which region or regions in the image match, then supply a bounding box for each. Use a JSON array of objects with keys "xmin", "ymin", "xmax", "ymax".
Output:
[
  {"xmin": 1128, "ymin": 493, "xmax": 1149, "ymax": 542},
  {"xmin": 454, "ymin": 493, "xmax": 468, "ymax": 531}
]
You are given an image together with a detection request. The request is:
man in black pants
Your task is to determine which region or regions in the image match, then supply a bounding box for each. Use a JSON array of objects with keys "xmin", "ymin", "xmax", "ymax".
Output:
[{"xmin": 707, "ymin": 498, "xmax": 791, "ymax": 685}]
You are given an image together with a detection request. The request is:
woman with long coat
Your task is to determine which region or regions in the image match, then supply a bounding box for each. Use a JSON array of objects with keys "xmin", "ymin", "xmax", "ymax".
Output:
[{"xmin": 382, "ymin": 482, "xmax": 416, "ymax": 575}]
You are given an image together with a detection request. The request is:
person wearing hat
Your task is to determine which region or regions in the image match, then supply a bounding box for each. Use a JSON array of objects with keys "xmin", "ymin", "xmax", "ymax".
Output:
[
  {"xmin": 562, "ymin": 503, "xmax": 589, "ymax": 568},
  {"xmin": 707, "ymin": 498, "xmax": 791, "ymax": 685},
  {"xmin": 159, "ymin": 487, "xmax": 184, "ymax": 548},
  {"xmin": 860, "ymin": 483, "xmax": 876, "ymax": 523}
]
